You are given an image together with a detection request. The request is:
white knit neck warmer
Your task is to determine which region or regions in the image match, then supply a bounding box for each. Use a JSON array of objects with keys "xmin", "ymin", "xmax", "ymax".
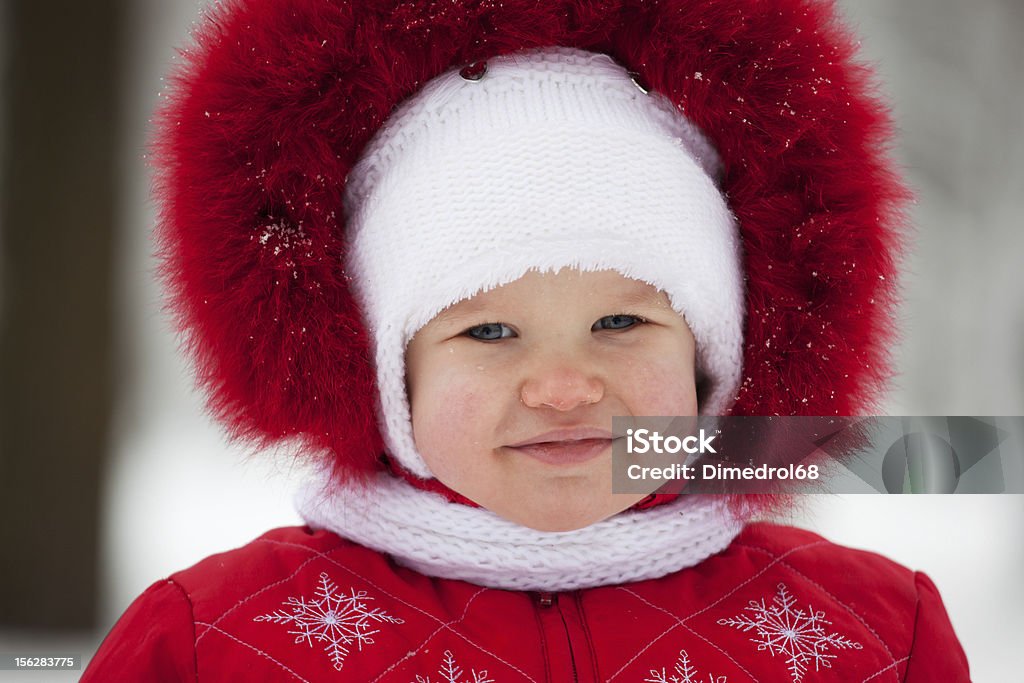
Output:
[{"xmin": 296, "ymin": 472, "xmax": 744, "ymax": 591}]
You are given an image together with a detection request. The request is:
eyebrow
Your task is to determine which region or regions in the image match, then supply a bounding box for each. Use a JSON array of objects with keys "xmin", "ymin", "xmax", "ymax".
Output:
[
  {"xmin": 610, "ymin": 286, "xmax": 667, "ymax": 310},
  {"xmin": 431, "ymin": 283, "xmax": 667, "ymax": 328},
  {"xmin": 432, "ymin": 299, "xmax": 491, "ymax": 327}
]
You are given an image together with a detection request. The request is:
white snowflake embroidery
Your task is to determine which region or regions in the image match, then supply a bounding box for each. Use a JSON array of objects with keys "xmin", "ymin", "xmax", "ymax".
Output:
[
  {"xmin": 644, "ymin": 648, "xmax": 728, "ymax": 683},
  {"xmin": 411, "ymin": 649, "xmax": 495, "ymax": 683},
  {"xmin": 254, "ymin": 571, "xmax": 404, "ymax": 671},
  {"xmin": 717, "ymin": 582, "xmax": 862, "ymax": 682}
]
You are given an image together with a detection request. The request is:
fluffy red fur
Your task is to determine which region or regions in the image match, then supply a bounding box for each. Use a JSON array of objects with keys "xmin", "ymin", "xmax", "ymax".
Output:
[{"xmin": 153, "ymin": 0, "xmax": 909, "ymax": 506}]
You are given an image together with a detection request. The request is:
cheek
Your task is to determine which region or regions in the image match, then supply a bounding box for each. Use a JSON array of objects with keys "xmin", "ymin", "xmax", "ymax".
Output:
[
  {"xmin": 618, "ymin": 354, "xmax": 698, "ymax": 416},
  {"xmin": 409, "ymin": 371, "xmax": 492, "ymax": 463}
]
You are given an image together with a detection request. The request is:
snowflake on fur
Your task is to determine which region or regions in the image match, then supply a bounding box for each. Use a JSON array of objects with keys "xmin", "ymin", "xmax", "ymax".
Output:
[
  {"xmin": 254, "ymin": 572, "xmax": 404, "ymax": 671},
  {"xmin": 644, "ymin": 648, "xmax": 728, "ymax": 683},
  {"xmin": 717, "ymin": 583, "xmax": 862, "ymax": 682},
  {"xmin": 411, "ymin": 649, "xmax": 494, "ymax": 683}
]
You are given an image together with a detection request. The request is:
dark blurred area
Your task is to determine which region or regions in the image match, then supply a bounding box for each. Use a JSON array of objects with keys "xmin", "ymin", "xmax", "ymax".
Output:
[{"xmin": 0, "ymin": 1, "xmax": 123, "ymax": 630}]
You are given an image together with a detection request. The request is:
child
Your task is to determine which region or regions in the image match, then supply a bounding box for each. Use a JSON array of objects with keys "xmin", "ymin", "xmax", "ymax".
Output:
[{"xmin": 84, "ymin": 0, "xmax": 972, "ymax": 680}]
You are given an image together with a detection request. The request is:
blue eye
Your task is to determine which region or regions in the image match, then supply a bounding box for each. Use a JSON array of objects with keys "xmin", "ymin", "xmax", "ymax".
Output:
[
  {"xmin": 465, "ymin": 323, "xmax": 515, "ymax": 341},
  {"xmin": 593, "ymin": 314, "xmax": 643, "ymax": 331}
]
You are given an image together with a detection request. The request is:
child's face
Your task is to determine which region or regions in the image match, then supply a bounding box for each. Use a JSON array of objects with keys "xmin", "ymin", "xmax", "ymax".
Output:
[{"xmin": 405, "ymin": 268, "xmax": 697, "ymax": 532}]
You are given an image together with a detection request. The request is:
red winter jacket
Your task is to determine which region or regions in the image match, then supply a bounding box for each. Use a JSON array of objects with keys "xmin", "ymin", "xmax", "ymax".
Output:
[{"xmin": 83, "ymin": 522, "xmax": 970, "ymax": 682}]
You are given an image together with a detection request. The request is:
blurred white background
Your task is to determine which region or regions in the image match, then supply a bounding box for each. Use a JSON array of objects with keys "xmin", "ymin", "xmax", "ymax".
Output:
[{"xmin": 1, "ymin": 0, "xmax": 1022, "ymax": 681}]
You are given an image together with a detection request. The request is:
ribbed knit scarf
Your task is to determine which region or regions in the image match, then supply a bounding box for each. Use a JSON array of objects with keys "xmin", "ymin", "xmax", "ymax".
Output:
[{"xmin": 296, "ymin": 472, "xmax": 744, "ymax": 591}]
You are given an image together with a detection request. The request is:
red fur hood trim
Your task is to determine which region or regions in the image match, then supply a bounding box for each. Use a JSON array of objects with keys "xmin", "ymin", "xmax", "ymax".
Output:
[{"xmin": 153, "ymin": 0, "xmax": 909, "ymax": 488}]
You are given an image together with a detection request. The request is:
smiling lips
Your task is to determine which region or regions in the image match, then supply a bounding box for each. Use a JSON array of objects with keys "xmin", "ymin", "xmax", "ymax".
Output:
[{"xmin": 506, "ymin": 428, "xmax": 616, "ymax": 465}]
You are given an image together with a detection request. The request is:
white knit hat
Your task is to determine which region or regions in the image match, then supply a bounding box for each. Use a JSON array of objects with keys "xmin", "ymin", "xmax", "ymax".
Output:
[{"xmin": 344, "ymin": 46, "xmax": 745, "ymax": 479}]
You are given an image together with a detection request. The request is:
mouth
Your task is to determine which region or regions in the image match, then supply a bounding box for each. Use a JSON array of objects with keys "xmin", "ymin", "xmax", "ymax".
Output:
[{"xmin": 505, "ymin": 428, "xmax": 617, "ymax": 466}]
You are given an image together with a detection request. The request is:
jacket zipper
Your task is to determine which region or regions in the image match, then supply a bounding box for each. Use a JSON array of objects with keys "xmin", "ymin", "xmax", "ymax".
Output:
[{"xmin": 535, "ymin": 591, "xmax": 581, "ymax": 683}]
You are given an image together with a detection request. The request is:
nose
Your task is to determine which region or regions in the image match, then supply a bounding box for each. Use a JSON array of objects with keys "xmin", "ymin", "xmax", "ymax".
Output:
[{"xmin": 519, "ymin": 357, "xmax": 605, "ymax": 411}]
